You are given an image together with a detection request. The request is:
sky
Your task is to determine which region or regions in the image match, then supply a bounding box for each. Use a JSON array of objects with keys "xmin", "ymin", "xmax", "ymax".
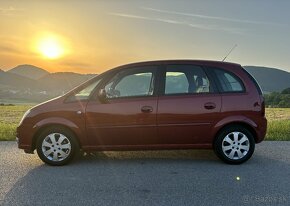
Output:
[{"xmin": 1, "ymin": 0, "xmax": 290, "ymax": 73}]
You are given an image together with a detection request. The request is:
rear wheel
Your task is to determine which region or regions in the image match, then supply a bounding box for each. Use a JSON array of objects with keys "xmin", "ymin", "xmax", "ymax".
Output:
[
  {"xmin": 214, "ymin": 126, "xmax": 255, "ymax": 164},
  {"xmin": 36, "ymin": 127, "xmax": 79, "ymax": 166}
]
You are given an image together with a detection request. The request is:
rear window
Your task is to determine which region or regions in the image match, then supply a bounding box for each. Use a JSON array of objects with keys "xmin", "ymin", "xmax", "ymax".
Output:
[{"xmin": 212, "ymin": 69, "xmax": 245, "ymax": 93}]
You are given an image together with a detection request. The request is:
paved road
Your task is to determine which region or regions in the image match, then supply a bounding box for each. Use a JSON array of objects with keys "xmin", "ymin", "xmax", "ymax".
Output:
[{"xmin": 0, "ymin": 141, "xmax": 290, "ymax": 206}]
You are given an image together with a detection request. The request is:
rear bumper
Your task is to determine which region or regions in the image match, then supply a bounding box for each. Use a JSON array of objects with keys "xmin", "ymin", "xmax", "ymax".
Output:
[{"xmin": 256, "ymin": 117, "xmax": 267, "ymax": 143}]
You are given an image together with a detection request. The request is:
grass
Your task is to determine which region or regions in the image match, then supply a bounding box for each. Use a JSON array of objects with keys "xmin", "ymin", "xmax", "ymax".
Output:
[
  {"xmin": 265, "ymin": 108, "xmax": 290, "ymax": 141},
  {"xmin": 266, "ymin": 120, "xmax": 290, "ymax": 141},
  {"xmin": 265, "ymin": 108, "xmax": 290, "ymax": 121},
  {"xmin": 0, "ymin": 105, "xmax": 32, "ymax": 141},
  {"xmin": 0, "ymin": 105, "xmax": 289, "ymax": 141}
]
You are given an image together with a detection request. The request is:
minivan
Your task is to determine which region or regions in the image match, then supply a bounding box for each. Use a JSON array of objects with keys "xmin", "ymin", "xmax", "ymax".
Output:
[{"xmin": 17, "ymin": 60, "xmax": 267, "ymax": 166}]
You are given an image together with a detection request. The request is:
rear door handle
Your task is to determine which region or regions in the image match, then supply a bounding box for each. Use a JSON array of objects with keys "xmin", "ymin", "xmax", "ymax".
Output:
[
  {"xmin": 141, "ymin": 106, "xmax": 153, "ymax": 113},
  {"xmin": 204, "ymin": 102, "xmax": 216, "ymax": 110}
]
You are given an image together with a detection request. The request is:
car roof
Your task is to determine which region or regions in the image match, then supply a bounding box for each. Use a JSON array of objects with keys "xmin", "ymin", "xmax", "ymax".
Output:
[{"xmin": 114, "ymin": 59, "xmax": 241, "ymax": 70}]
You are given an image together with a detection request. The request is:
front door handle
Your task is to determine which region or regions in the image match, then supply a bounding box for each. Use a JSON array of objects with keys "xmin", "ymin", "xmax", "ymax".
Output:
[
  {"xmin": 141, "ymin": 106, "xmax": 153, "ymax": 113},
  {"xmin": 204, "ymin": 102, "xmax": 216, "ymax": 110}
]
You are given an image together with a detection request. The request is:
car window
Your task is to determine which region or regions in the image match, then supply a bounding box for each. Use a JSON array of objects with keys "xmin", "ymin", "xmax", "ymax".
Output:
[
  {"xmin": 68, "ymin": 78, "xmax": 101, "ymax": 101},
  {"xmin": 165, "ymin": 65, "xmax": 210, "ymax": 95},
  {"xmin": 213, "ymin": 69, "xmax": 244, "ymax": 92},
  {"xmin": 104, "ymin": 69, "xmax": 155, "ymax": 98},
  {"xmin": 165, "ymin": 72, "xmax": 189, "ymax": 94}
]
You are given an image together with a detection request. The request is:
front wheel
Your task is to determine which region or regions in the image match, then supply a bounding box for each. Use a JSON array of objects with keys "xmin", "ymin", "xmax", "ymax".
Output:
[
  {"xmin": 214, "ymin": 126, "xmax": 255, "ymax": 164},
  {"xmin": 36, "ymin": 127, "xmax": 79, "ymax": 166}
]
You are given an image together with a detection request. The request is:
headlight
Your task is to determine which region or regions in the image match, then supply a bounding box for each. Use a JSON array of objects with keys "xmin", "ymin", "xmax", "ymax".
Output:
[{"xmin": 19, "ymin": 109, "xmax": 31, "ymax": 125}]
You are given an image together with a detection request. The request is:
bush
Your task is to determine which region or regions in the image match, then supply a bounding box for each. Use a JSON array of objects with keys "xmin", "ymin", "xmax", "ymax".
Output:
[
  {"xmin": 281, "ymin": 87, "xmax": 290, "ymax": 94},
  {"xmin": 264, "ymin": 91, "xmax": 290, "ymax": 108}
]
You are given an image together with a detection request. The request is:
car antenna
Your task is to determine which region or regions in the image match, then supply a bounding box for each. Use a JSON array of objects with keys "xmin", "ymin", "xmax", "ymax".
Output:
[{"xmin": 222, "ymin": 44, "xmax": 237, "ymax": 62}]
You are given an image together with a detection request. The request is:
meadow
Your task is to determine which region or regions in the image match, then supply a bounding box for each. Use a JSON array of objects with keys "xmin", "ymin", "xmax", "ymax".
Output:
[{"xmin": 0, "ymin": 105, "xmax": 289, "ymax": 141}]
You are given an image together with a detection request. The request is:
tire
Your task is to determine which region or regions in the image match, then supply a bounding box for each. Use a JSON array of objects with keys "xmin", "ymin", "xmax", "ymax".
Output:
[
  {"xmin": 214, "ymin": 126, "xmax": 255, "ymax": 164},
  {"xmin": 36, "ymin": 127, "xmax": 79, "ymax": 166}
]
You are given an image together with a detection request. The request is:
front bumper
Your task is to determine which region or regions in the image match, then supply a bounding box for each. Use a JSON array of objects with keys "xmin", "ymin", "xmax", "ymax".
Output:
[{"xmin": 17, "ymin": 124, "xmax": 36, "ymax": 153}]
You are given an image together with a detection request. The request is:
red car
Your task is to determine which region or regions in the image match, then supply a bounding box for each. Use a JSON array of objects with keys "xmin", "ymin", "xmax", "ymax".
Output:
[{"xmin": 17, "ymin": 60, "xmax": 267, "ymax": 166}]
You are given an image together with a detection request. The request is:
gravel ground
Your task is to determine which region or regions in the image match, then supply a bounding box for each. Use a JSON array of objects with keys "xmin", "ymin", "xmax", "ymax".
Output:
[{"xmin": 0, "ymin": 141, "xmax": 290, "ymax": 206}]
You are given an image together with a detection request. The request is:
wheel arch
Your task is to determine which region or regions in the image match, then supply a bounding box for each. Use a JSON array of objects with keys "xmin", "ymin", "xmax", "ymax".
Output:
[
  {"xmin": 32, "ymin": 123, "xmax": 82, "ymax": 151},
  {"xmin": 213, "ymin": 121, "xmax": 258, "ymax": 146}
]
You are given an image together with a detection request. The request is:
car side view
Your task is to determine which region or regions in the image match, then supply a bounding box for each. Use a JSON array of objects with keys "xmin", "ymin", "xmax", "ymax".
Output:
[{"xmin": 17, "ymin": 60, "xmax": 267, "ymax": 166}]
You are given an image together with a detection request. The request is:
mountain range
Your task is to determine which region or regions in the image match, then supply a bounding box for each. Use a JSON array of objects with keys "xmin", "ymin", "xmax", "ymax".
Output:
[
  {"xmin": 0, "ymin": 64, "xmax": 289, "ymax": 103},
  {"xmin": 0, "ymin": 65, "xmax": 96, "ymax": 103}
]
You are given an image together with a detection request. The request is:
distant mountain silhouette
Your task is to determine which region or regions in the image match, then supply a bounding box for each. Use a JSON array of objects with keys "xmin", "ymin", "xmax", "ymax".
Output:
[
  {"xmin": 39, "ymin": 72, "xmax": 96, "ymax": 96},
  {"xmin": 244, "ymin": 66, "xmax": 290, "ymax": 93},
  {"xmin": 0, "ymin": 64, "xmax": 289, "ymax": 103},
  {"xmin": 8, "ymin": 64, "xmax": 49, "ymax": 80},
  {"xmin": 0, "ymin": 69, "xmax": 40, "ymax": 90},
  {"xmin": 1, "ymin": 65, "xmax": 95, "ymax": 103}
]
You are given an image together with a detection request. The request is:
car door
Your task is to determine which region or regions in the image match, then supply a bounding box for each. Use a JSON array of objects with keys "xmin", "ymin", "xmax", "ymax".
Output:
[
  {"xmin": 157, "ymin": 64, "xmax": 222, "ymax": 145},
  {"xmin": 85, "ymin": 66, "xmax": 158, "ymax": 148}
]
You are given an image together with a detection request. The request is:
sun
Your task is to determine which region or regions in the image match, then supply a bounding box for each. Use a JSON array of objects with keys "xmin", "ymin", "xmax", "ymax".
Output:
[{"xmin": 37, "ymin": 36, "xmax": 64, "ymax": 59}]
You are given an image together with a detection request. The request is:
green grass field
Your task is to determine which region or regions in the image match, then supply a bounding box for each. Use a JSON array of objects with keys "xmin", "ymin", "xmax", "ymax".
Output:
[
  {"xmin": 0, "ymin": 105, "xmax": 289, "ymax": 141},
  {"xmin": 0, "ymin": 105, "xmax": 32, "ymax": 141}
]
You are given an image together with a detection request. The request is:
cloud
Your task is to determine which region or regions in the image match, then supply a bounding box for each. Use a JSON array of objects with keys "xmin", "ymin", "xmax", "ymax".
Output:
[
  {"xmin": 109, "ymin": 13, "xmax": 183, "ymax": 25},
  {"xmin": 0, "ymin": 6, "xmax": 23, "ymax": 15},
  {"xmin": 0, "ymin": 37, "xmax": 35, "ymax": 57},
  {"xmin": 0, "ymin": 45, "xmax": 21, "ymax": 54},
  {"xmin": 109, "ymin": 12, "xmax": 245, "ymax": 35},
  {"xmin": 0, "ymin": 41, "xmax": 25, "ymax": 55},
  {"xmin": 60, "ymin": 61, "xmax": 92, "ymax": 68},
  {"xmin": 142, "ymin": 7, "xmax": 286, "ymax": 27},
  {"xmin": 60, "ymin": 61, "xmax": 98, "ymax": 73}
]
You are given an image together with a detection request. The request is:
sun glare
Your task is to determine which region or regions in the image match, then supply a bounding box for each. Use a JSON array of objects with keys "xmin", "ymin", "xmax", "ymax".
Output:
[{"xmin": 37, "ymin": 36, "xmax": 64, "ymax": 59}]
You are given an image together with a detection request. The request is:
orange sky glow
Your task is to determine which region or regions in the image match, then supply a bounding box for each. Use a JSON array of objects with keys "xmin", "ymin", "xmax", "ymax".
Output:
[{"xmin": 1, "ymin": 1, "xmax": 290, "ymax": 73}]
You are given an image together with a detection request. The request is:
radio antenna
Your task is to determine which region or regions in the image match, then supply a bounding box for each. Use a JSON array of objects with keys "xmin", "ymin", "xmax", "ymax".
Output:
[{"xmin": 222, "ymin": 44, "xmax": 237, "ymax": 62}]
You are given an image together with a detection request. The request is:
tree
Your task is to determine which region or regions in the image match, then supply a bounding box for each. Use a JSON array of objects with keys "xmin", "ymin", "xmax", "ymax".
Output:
[
  {"xmin": 281, "ymin": 87, "xmax": 290, "ymax": 94},
  {"xmin": 264, "ymin": 90, "xmax": 290, "ymax": 108}
]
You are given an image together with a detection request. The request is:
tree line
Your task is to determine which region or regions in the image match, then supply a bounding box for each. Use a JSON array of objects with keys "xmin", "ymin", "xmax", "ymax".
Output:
[{"xmin": 264, "ymin": 88, "xmax": 290, "ymax": 108}]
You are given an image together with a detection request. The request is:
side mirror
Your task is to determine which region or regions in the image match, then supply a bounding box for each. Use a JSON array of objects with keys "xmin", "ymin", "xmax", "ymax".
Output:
[{"xmin": 97, "ymin": 89, "xmax": 107, "ymax": 103}]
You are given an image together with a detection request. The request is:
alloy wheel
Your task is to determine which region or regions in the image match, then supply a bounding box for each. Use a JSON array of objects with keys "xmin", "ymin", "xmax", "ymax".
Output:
[{"xmin": 222, "ymin": 132, "xmax": 250, "ymax": 160}]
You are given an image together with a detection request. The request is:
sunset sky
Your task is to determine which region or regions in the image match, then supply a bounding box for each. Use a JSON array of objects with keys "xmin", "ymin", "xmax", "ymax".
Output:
[{"xmin": 1, "ymin": 0, "xmax": 290, "ymax": 73}]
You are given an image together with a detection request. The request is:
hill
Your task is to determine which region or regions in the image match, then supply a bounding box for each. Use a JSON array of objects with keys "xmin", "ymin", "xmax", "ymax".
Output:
[
  {"xmin": 1, "ymin": 66, "xmax": 95, "ymax": 103},
  {"xmin": 244, "ymin": 66, "xmax": 290, "ymax": 93},
  {"xmin": 0, "ymin": 70, "xmax": 40, "ymax": 90},
  {"xmin": 8, "ymin": 64, "xmax": 49, "ymax": 80},
  {"xmin": 38, "ymin": 72, "xmax": 96, "ymax": 96}
]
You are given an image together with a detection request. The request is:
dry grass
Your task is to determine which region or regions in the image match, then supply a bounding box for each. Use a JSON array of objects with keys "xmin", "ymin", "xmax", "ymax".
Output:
[
  {"xmin": 265, "ymin": 108, "xmax": 290, "ymax": 121},
  {"xmin": 265, "ymin": 108, "xmax": 290, "ymax": 140}
]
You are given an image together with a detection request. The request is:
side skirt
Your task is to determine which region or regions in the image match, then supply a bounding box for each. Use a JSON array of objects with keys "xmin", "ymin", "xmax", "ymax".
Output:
[{"xmin": 82, "ymin": 144, "xmax": 213, "ymax": 152}]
